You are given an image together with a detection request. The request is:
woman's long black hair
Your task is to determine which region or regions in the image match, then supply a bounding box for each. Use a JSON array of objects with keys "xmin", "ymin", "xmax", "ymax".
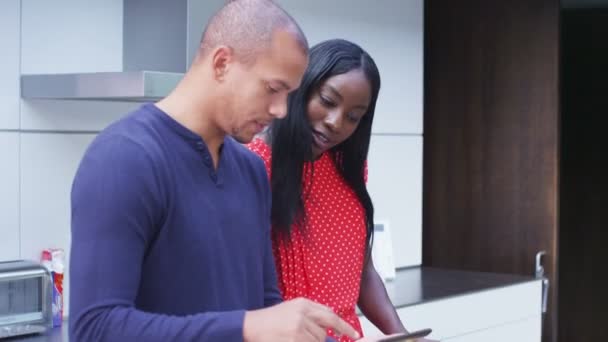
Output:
[{"xmin": 269, "ymin": 39, "xmax": 381, "ymax": 258}]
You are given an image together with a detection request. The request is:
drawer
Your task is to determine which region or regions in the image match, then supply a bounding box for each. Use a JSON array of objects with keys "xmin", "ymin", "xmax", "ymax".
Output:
[{"xmin": 360, "ymin": 280, "xmax": 542, "ymax": 340}]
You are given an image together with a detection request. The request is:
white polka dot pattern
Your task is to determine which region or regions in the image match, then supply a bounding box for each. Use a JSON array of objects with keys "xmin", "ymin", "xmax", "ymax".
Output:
[{"xmin": 247, "ymin": 139, "xmax": 367, "ymax": 341}]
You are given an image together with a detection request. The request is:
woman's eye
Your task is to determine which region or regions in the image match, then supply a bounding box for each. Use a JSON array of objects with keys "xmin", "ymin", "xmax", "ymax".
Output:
[
  {"xmin": 320, "ymin": 95, "xmax": 336, "ymax": 107},
  {"xmin": 347, "ymin": 113, "xmax": 361, "ymax": 123}
]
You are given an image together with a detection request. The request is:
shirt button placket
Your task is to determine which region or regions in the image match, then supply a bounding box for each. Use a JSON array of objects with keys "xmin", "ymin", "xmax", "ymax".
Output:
[{"xmin": 195, "ymin": 140, "xmax": 219, "ymax": 183}]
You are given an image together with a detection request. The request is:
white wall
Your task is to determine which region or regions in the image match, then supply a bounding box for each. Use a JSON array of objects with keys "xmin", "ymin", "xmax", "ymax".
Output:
[
  {"xmin": 368, "ymin": 136, "xmax": 423, "ymax": 267},
  {"xmin": 280, "ymin": 0, "xmax": 424, "ymax": 267},
  {"xmin": 279, "ymin": 0, "xmax": 424, "ymax": 135},
  {"xmin": 20, "ymin": 0, "xmax": 123, "ymax": 74},
  {"xmin": 187, "ymin": 0, "xmax": 226, "ymax": 68},
  {"xmin": 20, "ymin": 0, "xmax": 134, "ymax": 131},
  {"xmin": 0, "ymin": 0, "xmax": 424, "ymax": 316}
]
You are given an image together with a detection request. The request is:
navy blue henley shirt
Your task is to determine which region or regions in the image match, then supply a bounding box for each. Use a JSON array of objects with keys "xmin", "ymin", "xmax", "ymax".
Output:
[{"xmin": 69, "ymin": 103, "xmax": 281, "ymax": 341}]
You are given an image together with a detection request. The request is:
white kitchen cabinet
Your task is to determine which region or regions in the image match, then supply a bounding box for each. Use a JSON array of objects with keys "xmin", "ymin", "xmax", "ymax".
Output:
[
  {"xmin": 442, "ymin": 316, "xmax": 541, "ymax": 342},
  {"xmin": 20, "ymin": 99, "xmax": 138, "ymax": 133},
  {"xmin": 20, "ymin": 133, "xmax": 94, "ymax": 260},
  {"xmin": 0, "ymin": 133, "xmax": 20, "ymax": 260},
  {"xmin": 20, "ymin": 132, "xmax": 95, "ymax": 315},
  {"xmin": 0, "ymin": 0, "xmax": 21, "ymax": 130},
  {"xmin": 367, "ymin": 135, "xmax": 422, "ymax": 268},
  {"xmin": 359, "ymin": 280, "xmax": 542, "ymax": 341}
]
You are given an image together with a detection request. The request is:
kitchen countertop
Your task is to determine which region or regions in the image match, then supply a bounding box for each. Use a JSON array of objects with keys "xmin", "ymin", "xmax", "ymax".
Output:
[
  {"xmin": 6, "ymin": 324, "xmax": 66, "ymax": 342},
  {"xmin": 374, "ymin": 266, "xmax": 538, "ymax": 310},
  {"xmin": 11, "ymin": 267, "xmax": 538, "ymax": 341}
]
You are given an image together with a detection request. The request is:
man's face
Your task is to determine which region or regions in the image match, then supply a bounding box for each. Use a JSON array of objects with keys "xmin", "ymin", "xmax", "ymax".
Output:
[{"xmin": 219, "ymin": 30, "xmax": 308, "ymax": 143}]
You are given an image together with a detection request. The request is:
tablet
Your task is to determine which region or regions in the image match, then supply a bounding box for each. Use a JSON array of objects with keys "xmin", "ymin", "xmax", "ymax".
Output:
[{"xmin": 376, "ymin": 328, "xmax": 433, "ymax": 342}]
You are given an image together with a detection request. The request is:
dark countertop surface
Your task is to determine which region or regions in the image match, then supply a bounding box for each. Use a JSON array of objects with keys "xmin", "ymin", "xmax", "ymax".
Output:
[
  {"xmin": 10, "ymin": 267, "xmax": 538, "ymax": 341},
  {"xmin": 377, "ymin": 266, "xmax": 538, "ymax": 310}
]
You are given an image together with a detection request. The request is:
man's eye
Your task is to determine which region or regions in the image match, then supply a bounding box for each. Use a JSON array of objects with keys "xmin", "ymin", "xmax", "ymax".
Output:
[{"xmin": 267, "ymin": 85, "xmax": 279, "ymax": 94}]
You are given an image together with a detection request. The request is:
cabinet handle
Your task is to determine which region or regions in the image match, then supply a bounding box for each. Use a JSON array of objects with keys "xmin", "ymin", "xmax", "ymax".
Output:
[{"xmin": 535, "ymin": 251, "xmax": 549, "ymax": 314}]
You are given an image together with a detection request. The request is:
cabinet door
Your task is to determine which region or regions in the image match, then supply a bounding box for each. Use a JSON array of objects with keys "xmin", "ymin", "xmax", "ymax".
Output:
[
  {"xmin": 443, "ymin": 316, "xmax": 541, "ymax": 342},
  {"xmin": 424, "ymin": 1, "xmax": 559, "ymax": 341},
  {"xmin": 20, "ymin": 132, "xmax": 95, "ymax": 317},
  {"xmin": 0, "ymin": 133, "xmax": 20, "ymax": 260},
  {"xmin": 359, "ymin": 281, "xmax": 541, "ymax": 341},
  {"xmin": 0, "ymin": 0, "xmax": 20, "ymax": 129}
]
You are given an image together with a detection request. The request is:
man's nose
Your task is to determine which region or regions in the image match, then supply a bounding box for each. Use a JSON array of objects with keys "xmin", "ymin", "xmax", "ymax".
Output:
[{"xmin": 269, "ymin": 96, "xmax": 288, "ymax": 119}]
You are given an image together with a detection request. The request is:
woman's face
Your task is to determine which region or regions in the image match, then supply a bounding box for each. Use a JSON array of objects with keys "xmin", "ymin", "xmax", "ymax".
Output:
[{"xmin": 307, "ymin": 69, "xmax": 372, "ymax": 159}]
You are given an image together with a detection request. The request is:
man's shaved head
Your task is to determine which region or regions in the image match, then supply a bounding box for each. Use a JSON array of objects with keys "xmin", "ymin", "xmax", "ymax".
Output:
[
  {"xmin": 164, "ymin": 0, "xmax": 309, "ymax": 147},
  {"xmin": 198, "ymin": 0, "xmax": 308, "ymax": 64}
]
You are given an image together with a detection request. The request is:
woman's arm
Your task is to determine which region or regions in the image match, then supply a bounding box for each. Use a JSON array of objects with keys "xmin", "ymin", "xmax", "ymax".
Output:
[{"xmin": 357, "ymin": 258, "xmax": 407, "ymax": 334}]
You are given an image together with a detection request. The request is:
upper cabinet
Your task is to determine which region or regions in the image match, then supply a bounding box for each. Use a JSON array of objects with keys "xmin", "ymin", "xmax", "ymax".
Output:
[
  {"xmin": 19, "ymin": 132, "xmax": 96, "ymax": 316},
  {"xmin": 0, "ymin": 0, "xmax": 21, "ymax": 130},
  {"xmin": 0, "ymin": 133, "xmax": 20, "ymax": 260}
]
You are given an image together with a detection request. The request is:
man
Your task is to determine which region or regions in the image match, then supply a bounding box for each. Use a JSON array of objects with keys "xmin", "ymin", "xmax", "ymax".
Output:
[{"xmin": 69, "ymin": 1, "xmax": 360, "ymax": 341}]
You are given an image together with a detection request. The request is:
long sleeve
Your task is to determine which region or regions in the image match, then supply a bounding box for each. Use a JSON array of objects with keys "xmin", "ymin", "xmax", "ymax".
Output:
[
  {"xmin": 258, "ymin": 159, "xmax": 283, "ymax": 308},
  {"xmin": 69, "ymin": 135, "xmax": 245, "ymax": 342},
  {"xmin": 262, "ymin": 232, "xmax": 283, "ymax": 307}
]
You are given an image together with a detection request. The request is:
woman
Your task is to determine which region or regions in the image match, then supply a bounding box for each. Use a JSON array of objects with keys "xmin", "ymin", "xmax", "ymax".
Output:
[{"xmin": 248, "ymin": 39, "xmax": 427, "ymax": 342}]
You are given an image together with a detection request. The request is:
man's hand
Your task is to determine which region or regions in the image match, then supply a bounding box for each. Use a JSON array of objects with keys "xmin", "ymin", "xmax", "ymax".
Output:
[{"xmin": 243, "ymin": 297, "xmax": 360, "ymax": 342}]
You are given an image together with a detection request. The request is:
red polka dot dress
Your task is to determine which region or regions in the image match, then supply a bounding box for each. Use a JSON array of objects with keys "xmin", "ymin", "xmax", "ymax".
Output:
[{"xmin": 247, "ymin": 139, "xmax": 367, "ymax": 341}]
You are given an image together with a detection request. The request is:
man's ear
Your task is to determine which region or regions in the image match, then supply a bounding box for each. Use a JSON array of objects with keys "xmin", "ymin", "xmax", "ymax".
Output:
[{"xmin": 211, "ymin": 45, "xmax": 234, "ymax": 82}]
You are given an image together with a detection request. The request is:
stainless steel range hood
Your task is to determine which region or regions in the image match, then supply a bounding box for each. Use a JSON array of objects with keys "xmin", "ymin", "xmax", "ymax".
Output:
[
  {"xmin": 21, "ymin": 71, "xmax": 183, "ymax": 102},
  {"xmin": 20, "ymin": 0, "xmax": 223, "ymax": 102}
]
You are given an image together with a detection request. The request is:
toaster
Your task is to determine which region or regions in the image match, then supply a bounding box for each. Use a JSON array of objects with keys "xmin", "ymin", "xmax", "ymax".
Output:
[{"xmin": 0, "ymin": 260, "xmax": 53, "ymax": 339}]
